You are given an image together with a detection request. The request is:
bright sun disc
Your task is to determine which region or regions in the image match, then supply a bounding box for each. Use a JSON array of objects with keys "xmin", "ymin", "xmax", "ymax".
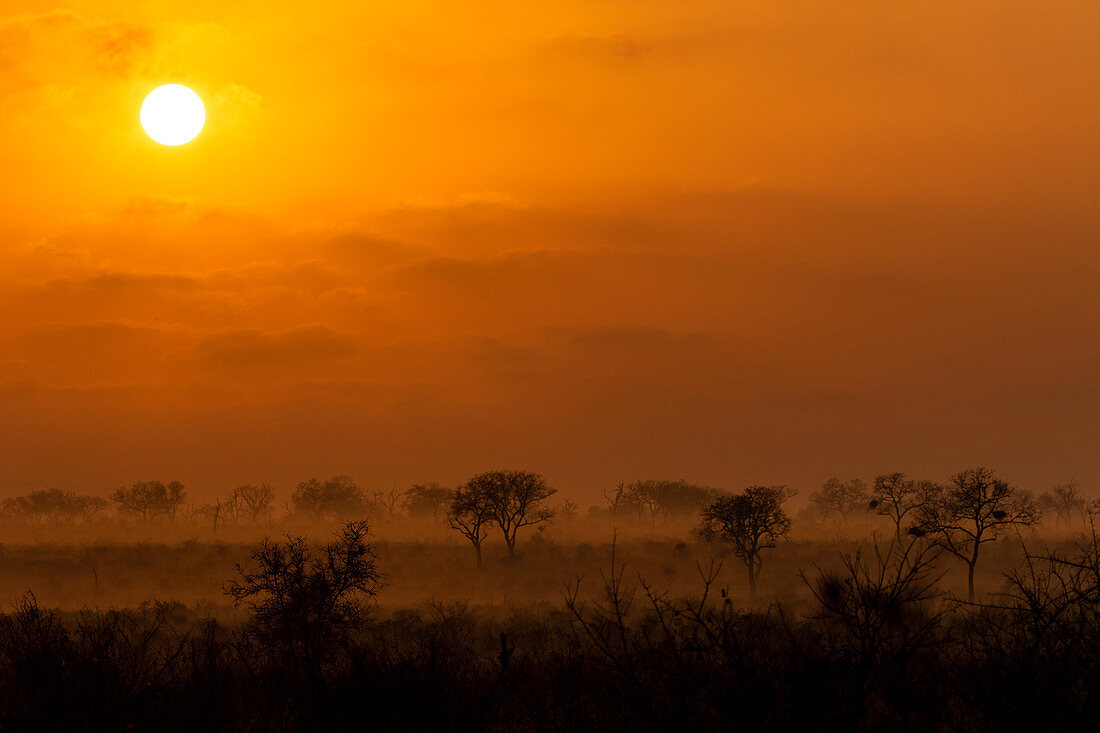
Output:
[{"xmin": 141, "ymin": 84, "xmax": 205, "ymax": 146}]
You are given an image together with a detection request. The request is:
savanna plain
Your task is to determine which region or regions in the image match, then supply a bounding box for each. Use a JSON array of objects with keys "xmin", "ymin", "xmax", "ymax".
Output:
[{"xmin": 0, "ymin": 472, "xmax": 1096, "ymax": 731}]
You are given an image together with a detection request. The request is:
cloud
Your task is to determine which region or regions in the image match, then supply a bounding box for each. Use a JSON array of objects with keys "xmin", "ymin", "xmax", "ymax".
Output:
[
  {"xmin": 212, "ymin": 83, "xmax": 263, "ymax": 126},
  {"xmin": 0, "ymin": 10, "xmax": 153, "ymax": 85},
  {"xmin": 199, "ymin": 325, "xmax": 358, "ymax": 367}
]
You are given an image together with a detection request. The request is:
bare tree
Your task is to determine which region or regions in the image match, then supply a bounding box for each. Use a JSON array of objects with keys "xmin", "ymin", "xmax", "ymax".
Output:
[
  {"xmin": 869, "ymin": 473, "xmax": 937, "ymax": 537},
  {"xmin": 910, "ymin": 466, "xmax": 1040, "ymax": 601},
  {"xmin": 810, "ymin": 477, "xmax": 869, "ymax": 522},
  {"xmin": 379, "ymin": 486, "xmax": 402, "ymax": 519},
  {"xmin": 448, "ymin": 486, "xmax": 494, "ymax": 568},
  {"xmin": 195, "ymin": 501, "xmax": 223, "ymax": 535},
  {"xmin": 225, "ymin": 521, "xmax": 381, "ymax": 666},
  {"xmin": 806, "ymin": 537, "xmax": 948, "ymax": 728},
  {"xmin": 222, "ymin": 490, "xmax": 242, "ymax": 525},
  {"xmin": 700, "ymin": 486, "xmax": 793, "ymax": 595},
  {"xmin": 234, "ymin": 484, "xmax": 276, "ymax": 523},
  {"xmin": 603, "ymin": 481, "xmax": 626, "ymax": 515},
  {"xmin": 466, "ymin": 470, "xmax": 555, "ymax": 558},
  {"xmin": 1038, "ymin": 480, "xmax": 1086, "ymax": 527}
]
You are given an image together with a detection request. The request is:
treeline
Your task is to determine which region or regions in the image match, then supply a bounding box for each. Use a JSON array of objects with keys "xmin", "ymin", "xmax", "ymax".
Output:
[{"xmin": 697, "ymin": 467, "xmax": 1093, "ymax": 601}]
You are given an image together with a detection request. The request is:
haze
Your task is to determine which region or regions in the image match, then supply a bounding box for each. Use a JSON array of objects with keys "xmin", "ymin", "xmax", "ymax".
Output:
[{"xmin": 1, "ymin": 0, "xmax": 1097, "ymax": 502}]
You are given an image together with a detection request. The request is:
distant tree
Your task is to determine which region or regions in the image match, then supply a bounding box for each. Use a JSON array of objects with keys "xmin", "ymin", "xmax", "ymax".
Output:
[
  {"xmin": 1, "ymin": 490, "xmax": 107, "ymax": 525},
  {"xmin": 558, "ymin": 499, "xmax": 580, "ymax": 521},
  {"xmin": 291, "ymin": 476, "xmax": 366, "ymax": 520},
  {"xmin": 2, "ymin": 490, "xmax": 63, "ymax": 523},
  {"xmin": 111, "ymin": 481, "xmax": 186, "ymax": 522},
  {"xmin": 622, "ymin": 481, "xmax": 660, "ymax": 519},
  {"xmin": 466, "ymin": 470, "xmax": 555, "ymax": 558},
  {"xmin": 811, "ymin": 478, "xmax": 870, "ymax": 522},
  {"xmin": 375, "ymin": 487, "xmax": 402, "ymax": 519},
  {"xmin": 1038, "ymin": 480, "xmax": 1086, "ymax": 526},
  {"xmin": 870, "ymin": 473, "xmax": 938, "ymax": 537},
  {"xmin": 60, "ymin": 493, "xmax": 109, "ymax": 523},
  {"xmin": 654, "ymin": 481, "xmax": 720, "ymax": 518},
  {"xmin": 194, "ymin": 501, "xmax": 223, "ymax": 534},
  {"xmin": 234, "ymin": 484, "xmax": 276, "ymax": 523},
  {"xmin": 701, "ymin": 486, "xmax": 792, "ymax": 594},
  {"xmin": 221, "ymin": 490, "xmax": 242, "ymax": 524},
  {"xmin": 621, "ymin": 480, "xmax": 719, "ymax": 520},
  {"xmin": 604, "ymin": 482, "xmax": 626, "ymax": 515},
  {"xmin": 225, "ymin": 521, "xmax": 380, "ymax": 667},
  {"xmin": 448, "ymin": 486, "xmax": 494, "ymax": 568},
  {"xmin": 161, "ymin": 481, "xmax": 186, "ymax": 520},
  {"xmin": 404, "ymin": 482, "xmax": 454, "ymax": 520},
  {"xmin": 909, "ymin": 467, "xmax": 1040, "ymax": 601}
]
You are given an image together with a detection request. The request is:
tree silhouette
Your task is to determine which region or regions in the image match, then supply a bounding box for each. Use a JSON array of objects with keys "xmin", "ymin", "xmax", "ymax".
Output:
[
  {"xmin": 869, "ymin": 473, "xmax": 938, "ymax": 537},
  {"xmin": 1038, "ymin": 480, "xmax": 1086, "ymax": 526},
  {"xmin": 465, "ymin": 470, "xmax": 555, "ymax": 558},
  {"xmin": 700, "ymin": 486, "xmax": 792, "ymax": 594},
  {"xmin": 291, "ymin": 476, "xmax": 366, "ymax": 520},
  {"xmin": 225, "ymin": 521, "xmax": 380, "ymax": 667},
  {"xmin": 404, "ymin": 482, "xmax": 455, "ymax": 520},
  {"xmin": 2, "ymin": 490, "xmax": 107, "ymax": 525},
  {"xmin": 620, "ymin": 480, "xmax": 719, "ymax": 520},
  {"xmin": 810, "ymin": 477, "xmax": 869, "ymax": 522},
  {"xmin": 910, "ymin": 466, "xmax": 1040, "ymax": 601},
  {"xmin": 448, "ymin": 486, "xmax": 494, "ymax": 568},
  {"xmin": 234, "ymin": 484, "xmax": 276, "ymax": 523},
  {"xmin": 111, "ymin": 481, "xmax": 186, "ymax": 522}
]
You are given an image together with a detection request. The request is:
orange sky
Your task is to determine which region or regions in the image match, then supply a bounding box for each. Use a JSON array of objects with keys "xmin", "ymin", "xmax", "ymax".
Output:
[{"xmin": 1, "ymin": 1, "xmax": 1097, "ymax": 501}]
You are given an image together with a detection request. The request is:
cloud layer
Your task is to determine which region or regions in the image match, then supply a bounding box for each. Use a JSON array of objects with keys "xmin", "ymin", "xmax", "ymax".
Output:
[{"xmin": 0, "ymin": 2, "xmax": 1097, "ymax": 499}]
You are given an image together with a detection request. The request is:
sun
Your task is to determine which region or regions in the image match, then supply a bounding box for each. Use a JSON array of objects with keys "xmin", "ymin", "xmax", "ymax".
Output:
[{"xmin": 141, "ymin": 84, "xmax": 205, "ymax": 146}]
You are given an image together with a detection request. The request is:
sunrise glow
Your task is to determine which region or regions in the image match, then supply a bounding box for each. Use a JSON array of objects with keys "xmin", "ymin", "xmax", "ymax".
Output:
[{"xmin": 140, "ymin": 84, "xmax": 205, "ymax": 145}]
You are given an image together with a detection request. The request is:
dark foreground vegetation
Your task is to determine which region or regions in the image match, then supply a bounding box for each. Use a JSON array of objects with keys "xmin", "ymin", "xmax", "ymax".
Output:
[
  {"xmin": 0, "ymin": 466, "xmax": 1094, "ymax": 730},
  {"xmin": 2, "ymin": 523, "xmax": 1100, "ymax": 731}
]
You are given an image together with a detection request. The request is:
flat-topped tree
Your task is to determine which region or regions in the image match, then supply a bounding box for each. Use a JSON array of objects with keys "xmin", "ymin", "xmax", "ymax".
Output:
[
  {"xmin": 466, "ymin": 470, "xmax": 555, "ymax": 558},
  {"xmin": 291, "ymin": 475, "xmax": 366, "ymax": 520},
  {"xmin": 405, "ymin": 482, "xmax": 455, "ymax": 520},
  {"xmin": 909, "ymin": 466, "xmax": 1040, "ymax": 601},
  {"xmin": 700, "ymin": 486, "xmax": 792, "ymax": 595},
  {"xmin": 111, "ymin": 481, "xmax": 186, "ymax": 522}
]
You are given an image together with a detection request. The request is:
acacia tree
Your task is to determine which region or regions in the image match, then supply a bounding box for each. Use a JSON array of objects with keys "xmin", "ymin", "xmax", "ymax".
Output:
[
  {"xmin": 811, "ymin": 478, "xmax": 869, "ymax": 522},
  {"xmin": 291, "ymin": 476, "xmax": 366, "ymax": 520},
  {"xmin": 448, "ymin": 486, "xmax": 494, "ymax": 568},
  {"xmin": 620, "ymin": 480, "xmax": 718, "ymax": 520},
  {"xmin": 111, "ymin": 481, "xmax": 186, "ymax": 522},
  {"xmin": 404, "ymin": 482, "xmax": 454, "ymax": 520},
  {"xmin": 700, "ymin": 486, "xmax": 793, "ymax": 595},
  {"xmin": 234, "ymin": 484, "xmax": 276, "ymax": 523},
  {"xmin": 869, "ymin": 473, "xmax": 938, "ymax": 537},
  {"xmin": 2, "ymin": 490, "xmax": 107, "ymax": 525},
  {"xmin": 466, "ymin": 470, "xmax": 555, "ymax": 558},
  {"xmin": 910, "ymin": 466, "xmax": 1040, "ymax": 601}
]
